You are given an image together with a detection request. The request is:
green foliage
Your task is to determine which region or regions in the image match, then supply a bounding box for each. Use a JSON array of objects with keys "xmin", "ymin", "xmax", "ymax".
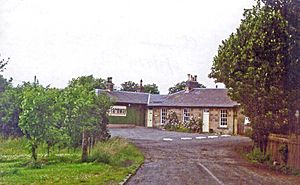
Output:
[
  {"xmin": 168, "ymin": 81, "xmax": 206, "ymax": 94},
  {"xmin": 164, "ymin": 111, "xmax": 180, "ymax": 130},
  {"xmin": 62, "ymin": 79, "xmax": 111, "ymax": 148},
  {"xmin": 0, "ymin": 77, "xmax": 23, "ymax": 137},
  {"xmin": 184, "ymin": 116, "xmax": 203, "ymax": 133},
  {"xmin": 164, "ymin": 111, "xmax": 203, "ymax": 133},
  {"xmin": 120, "ymin": 81, "xmax": 138, "ymax": 92},
  {"xmin": 0, "ymin": 137, "xmax": 144, "ymax": 185},
  {"xmin": 208, "ymin": 0, "xmax": 298, "ymax": 152},
  {"xmin": 144, "ymin": 83, "xmax": 160, "ymax": 94},
  {"xmin": 246, "ymin": 147, "xmax": 271, "ymax": 164},
  {"xmin": 68, "ymin": 75, "xmax": 106, "ymax": 90},
  {"xmin": 19, "ymin": 81, "xmax": 65, "ymax": 161},
  {"xmin": 88, "ymin": 137, "xmax": 144, "ymax": 167}
]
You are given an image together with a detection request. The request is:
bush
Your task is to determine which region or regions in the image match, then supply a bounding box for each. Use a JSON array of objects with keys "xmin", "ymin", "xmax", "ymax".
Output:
[
  {"xmin": 88, "ymin": 152, "xmax": 111, "ymax": 164},
  {"xmin": 88, "ymin": 137, "xmax": 143, "ymax": 167},
  {"xmin": 164, "ymin": 111, "xmax": 180, "ymax": 130},
  {"xmin": 184, "ymin": 116, "xmax": 203, "ymax": 133},
  {"xmin": 164, "ymin": 111, "xmax": 203, "ymax": 133},
  {"xmin": 246, "ymin": 147, "xmax": 270, "ymax": 163}
]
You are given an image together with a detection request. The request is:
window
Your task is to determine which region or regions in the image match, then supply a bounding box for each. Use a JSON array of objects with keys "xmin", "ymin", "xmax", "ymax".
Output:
[
  {"xmin": 161, "ymin": 108, "xmax": 167, "ymax": 125},
  {"xmin": 109, "ymin": 106, "xmax": 127, "ymax": 116},
  {"xmin": 220, "ymin": 109, "xmax": 228, "ymax": 127},
  {"xmin": 183, "ymin": 108, "xmax": 191, "ymax": 122}
]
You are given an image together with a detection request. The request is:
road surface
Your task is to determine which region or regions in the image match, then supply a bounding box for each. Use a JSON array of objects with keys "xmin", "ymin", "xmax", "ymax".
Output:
[{"xmin": 110, "ymin": 127, "xmax": 300, "ymax": 185}]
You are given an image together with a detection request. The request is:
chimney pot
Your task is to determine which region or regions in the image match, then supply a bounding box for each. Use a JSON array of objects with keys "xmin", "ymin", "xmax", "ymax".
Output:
[
  {"xmin": 106, "ymin": 77, "xmax": 114, "ymax": 91},
  {"xmin": 138, "ymin": 79, "xmax": 144, "ymax": 92},
  {"xmin": 194, "ymin": 75, "xmax": 197, "ymax": 81},
  {"xmin": 187, "ymin": 74, "xmax": 191, "ymax": 81}
]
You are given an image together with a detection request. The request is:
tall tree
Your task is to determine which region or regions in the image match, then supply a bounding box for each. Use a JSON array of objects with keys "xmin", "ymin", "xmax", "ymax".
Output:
[
  {"xmin": 209, "ymin": 0, "xmax": 297, "ymax": 152},
  {"xmin": 120, "ymin": 81, "xmax": 138, "ymax": 92},
  {"xmin": 63, "ymin": 76, "xmax": 111, "ymax": 161},
  {"xmin": 19, "ymin": 81, "xmax": 61, "ymax": 161},
  {"xmin": 144, "ymin": 83, "xmax": 160, "ymax": 94},
  {"xmin": 0, "ymin": 76, "xmax": 23, "ymax": 137},
  {"xmin": 0, "ymin": 85, "xmax": 23, "ymax": 137},
  {"xmin": 168, "ymin": 81, "xmax": 206, "ymax": 94},
  {"xmin": 69, "ymin": 75, "xmax": 106, "ymax": 89}
]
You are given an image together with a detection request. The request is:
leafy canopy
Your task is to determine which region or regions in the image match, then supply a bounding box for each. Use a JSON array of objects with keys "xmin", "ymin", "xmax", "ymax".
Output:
[
  {"xmin": 208, "ymin": 0, "xmax": 298, "ymax": 151},
  {"xmin": 168, "ymin": 81, "xmax": 206, "ymax": 94}
]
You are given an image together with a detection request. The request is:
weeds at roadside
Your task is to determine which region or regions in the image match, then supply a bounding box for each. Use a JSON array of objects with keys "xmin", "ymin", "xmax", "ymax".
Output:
[{"xmin": 236, "ymin": 144, "xmax": 300, "ymax": 176}]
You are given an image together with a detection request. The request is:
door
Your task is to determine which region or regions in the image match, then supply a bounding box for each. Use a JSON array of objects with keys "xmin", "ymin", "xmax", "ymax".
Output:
[
  {"xmin": 203, "ymin": 109, "xmax": 209, "ymax": 132},
  {"xmin": 147, "ymin": 109, "xmax": 153, "ymax": 127}
]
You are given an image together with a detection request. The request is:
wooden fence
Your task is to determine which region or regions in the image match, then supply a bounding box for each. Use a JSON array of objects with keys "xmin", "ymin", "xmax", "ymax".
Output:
[{"xmin": 267, "ymin": 133, "xmax": 300, "ymax": 170}]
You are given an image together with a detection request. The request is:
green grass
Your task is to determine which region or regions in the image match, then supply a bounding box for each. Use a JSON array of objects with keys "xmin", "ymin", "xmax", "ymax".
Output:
[{"xmin": 0, "ymin": 137, "xmax": 144, "ymax": 185}]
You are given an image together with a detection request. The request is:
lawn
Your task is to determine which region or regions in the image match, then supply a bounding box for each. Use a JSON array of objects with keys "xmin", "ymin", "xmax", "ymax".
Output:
[{"xmin": 0, "ymin": 137, "xmax": 144, "ymax": 185}]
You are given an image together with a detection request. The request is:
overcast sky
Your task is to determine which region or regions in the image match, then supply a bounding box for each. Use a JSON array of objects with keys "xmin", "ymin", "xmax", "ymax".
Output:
[{"xmin": 0, "ymin": 0, "xmax": 255, "ymax": 94}]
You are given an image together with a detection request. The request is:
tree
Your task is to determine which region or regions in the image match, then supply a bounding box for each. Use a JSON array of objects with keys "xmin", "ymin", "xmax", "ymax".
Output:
[
  {"xmin": 19, "ymin": 81, "xmax": 62, "ymax": 161},
  {"xmin": 209, "ymin": 0, "xmax": 296, "ymax": 152},
  {"xmin": 69, "ymin": 75, "xmax": 106, "ymax": 89},
  {"xmin": 168, "ymin": 81, "xmax": 206, "ymax": 94},
  {"xmin": 0, "ymin": 85, "xmax": 23, "ymax": 138},
  {"xmin": 0, "ymin": 76, "xmax": 23, "ymax": 137},
  {"xmin": 62, "ymin": 76, "xmax": 111, "ymax": 161},
  {"xmin": 261, "ymin": 0, "xmax": 300, "ymax": 133},
  {"xmin": 144, "ymin": 83, "xmax": 160, "ymax": 94},
  {"xmin": 120, "ymin": 81, "xmax": 138, "ymax": 92}
]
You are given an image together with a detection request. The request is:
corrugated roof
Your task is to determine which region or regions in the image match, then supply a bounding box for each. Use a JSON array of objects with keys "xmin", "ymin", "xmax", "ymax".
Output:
[{"xmin": 97, "ymin": 88, "xmax": 238, "ymax": 107}]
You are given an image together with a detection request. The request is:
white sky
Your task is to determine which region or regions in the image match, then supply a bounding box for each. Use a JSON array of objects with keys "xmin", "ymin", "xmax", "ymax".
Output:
[{"xmin": 0, "ymin": 0, "xmax": 255, "ymax": 94}]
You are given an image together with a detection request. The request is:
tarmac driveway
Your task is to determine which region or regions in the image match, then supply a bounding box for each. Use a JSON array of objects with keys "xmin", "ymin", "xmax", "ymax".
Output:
[{"xmin": 110, "ymin": 127, "xmax": 300, "ymax": 185}]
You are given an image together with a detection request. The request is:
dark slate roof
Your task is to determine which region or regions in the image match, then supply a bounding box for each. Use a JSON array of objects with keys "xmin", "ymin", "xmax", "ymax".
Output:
[
  {"xmin": 96, "ymin": 88, "xmax": 239, "ymax": 107},
  {"xmin": 148, "ymin": 94, "xmax": 168, "ymax": 105},
  {"xmin": 148, "ymin": 88, "xmax": 238, "ymax": 107},
  {"xmin": 97, "ymin": 89, "xmax": 149, "ymax": 104}
]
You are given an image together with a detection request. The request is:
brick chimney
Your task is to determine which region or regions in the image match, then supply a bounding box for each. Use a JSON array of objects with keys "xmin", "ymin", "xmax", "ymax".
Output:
[
  {"xmin": 185, "ymin": 74, "xmax": 199, "ymax": 92},
  {"xmin": 137, "ymin": 79, "xmax": 144, "ymax": 92},
  {"xmin": 106, "ymin": 77, "xmax": 114, "ymax": 92}
]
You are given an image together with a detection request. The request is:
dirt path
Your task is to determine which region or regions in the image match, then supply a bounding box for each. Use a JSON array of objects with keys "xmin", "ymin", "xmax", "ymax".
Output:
[{"xmin": 110, "ymin": 128, "xmax": 300, "ymax": 185}]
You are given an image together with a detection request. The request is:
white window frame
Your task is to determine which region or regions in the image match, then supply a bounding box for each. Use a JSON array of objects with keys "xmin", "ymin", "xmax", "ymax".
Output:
[
  {"xmin": 183, "ymin": 108, "xmax": 191, "ymax": 122},
  {"xmin": 161, "ymin": 108, "xmax": 168, "ymax": 125},
  {"xmin": 220, "ymin": 109, "xmax": 228, "ymax": 128},
  {"xmin": 109, "ymin": 106, "xmax": 127, "ymax": 117}
]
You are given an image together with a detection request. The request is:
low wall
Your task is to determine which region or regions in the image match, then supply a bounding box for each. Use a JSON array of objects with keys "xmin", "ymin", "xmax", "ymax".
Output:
[{"xmin": 267, "ymin": 133, "xmax": 300, "ymax": 170}]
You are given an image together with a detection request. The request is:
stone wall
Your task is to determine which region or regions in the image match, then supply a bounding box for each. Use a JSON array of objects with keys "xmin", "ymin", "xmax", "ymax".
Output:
[{"xmin": 151, "ymin": 107, "xmax": 237, "ymax": 134}]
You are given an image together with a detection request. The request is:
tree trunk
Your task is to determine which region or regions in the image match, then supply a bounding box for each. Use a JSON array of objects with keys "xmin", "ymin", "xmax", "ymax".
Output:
[
  {"xmin": 81, "ymin": 130, "xmax": 88, "ymax": 162},
  {"xmin": 31, "ymin": 144, "xmax": 37, "ymax": 161}
]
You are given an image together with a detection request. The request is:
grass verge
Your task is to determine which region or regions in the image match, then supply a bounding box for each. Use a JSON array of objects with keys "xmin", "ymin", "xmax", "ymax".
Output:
[{"xmin": 0, "ymin": 137, "xmax": 144, "ymax": 185}]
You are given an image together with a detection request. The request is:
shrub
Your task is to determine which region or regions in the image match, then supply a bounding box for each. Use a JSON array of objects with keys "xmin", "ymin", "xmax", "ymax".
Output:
[
  {"xmin": 164, "ymin": 111, "xmax": 203, "ymax": 133},
  {"xmin": 88, "ymin": 137, "xmax": 143, "ymax": 167},
  {"xmin": 164, "ymin": 111, "xmax": 180, "ymax": 130},
  {"xmin": 88, "ymin": 152, "xmax": 111, "ymax": 164},
  {"xmin": 27, "ymin": 160, "xmax": 44, "ymax": 169},
  {"xmin": 246, "ymin": 147, "xmax": 270, "ymax": 163},
  {"xmin": 184, "ymin": 116, "xmax": 203, "ymax": 133}
]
